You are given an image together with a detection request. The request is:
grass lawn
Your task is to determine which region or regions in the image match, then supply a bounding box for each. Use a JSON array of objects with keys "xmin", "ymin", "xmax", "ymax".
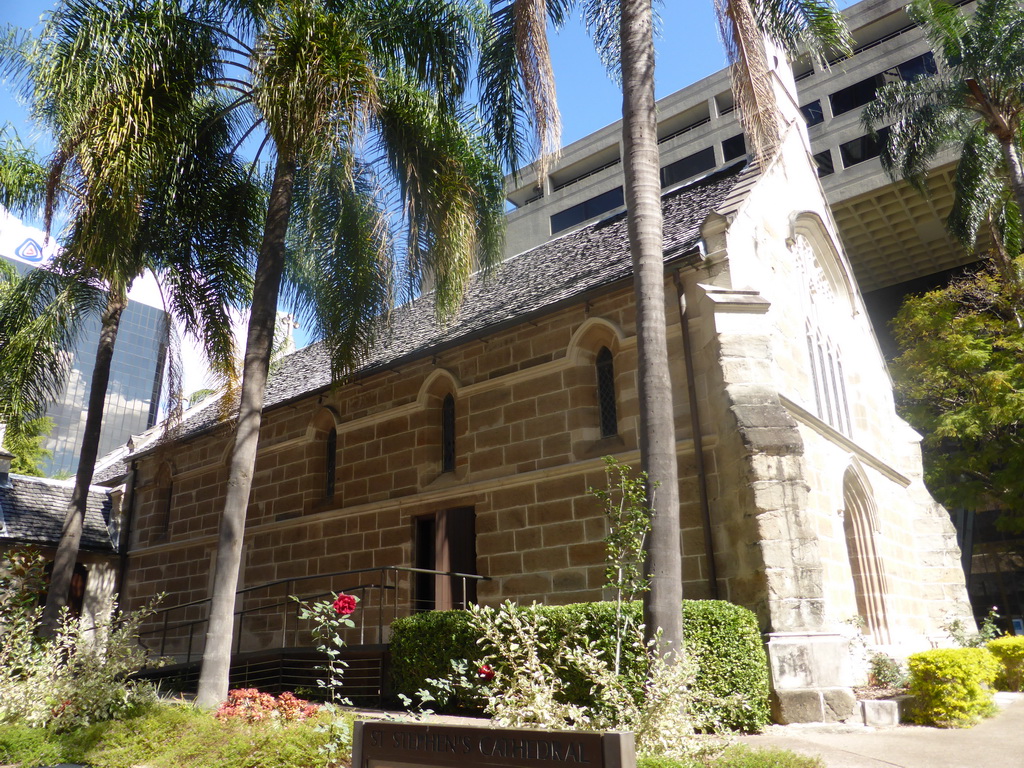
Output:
[{"xmin": 0, "ymin": 705, "xmax": 824, "ymax": 768}]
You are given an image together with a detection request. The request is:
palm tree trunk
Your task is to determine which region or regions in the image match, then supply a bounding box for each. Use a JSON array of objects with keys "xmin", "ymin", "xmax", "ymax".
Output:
[
  {"xmin": 620, "ymin": 0, "xmax": 684, "ymax": 657},
  {"xmin": 196, "ymin": 156, "xmax": 297, "ymax": 709},
  {"xmin": 40, "ymin": 288, "xmax": 127, "ymax": 637},
  {"xmin": 1001, "ymin": 139, "xmax": 1024, "ymax": 240}
]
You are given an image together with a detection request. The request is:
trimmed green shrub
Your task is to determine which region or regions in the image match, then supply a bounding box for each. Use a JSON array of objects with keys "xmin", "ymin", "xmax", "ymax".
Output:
[
  {"xmin": 987, "ymin": 636, "xmax": 1024, "ymax": 691},
  {"xmin": 906, "ymin": 648, "xmax": 1000, "ymax": 727},
  {"xmin": 388, "ymin": 610, "xmax": 479, "ymax": 709},
  {"xmin": 679, "ymin": 600, "xmax": 771, "ymax": 732},
  {"xmin": 388, "ymin": 600, "xmax": 771, "ymax": 732}
]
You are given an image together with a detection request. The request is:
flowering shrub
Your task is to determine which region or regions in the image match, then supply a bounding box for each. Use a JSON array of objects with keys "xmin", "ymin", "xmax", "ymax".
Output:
[
  {"xmin": 477, "ymin": 663, "xmax": 495, "ymax": 681},
  {"xmin": 448, "ymin": 601, "xmax": 711, "ymax": 760},
  {"xmin": 215, "ymin": 688, "xmax": 319, "ymax": 723},
  {"xmin": 332, "ymin": 594, "xmax": 357, "ymax": 616},
  {"xmin": 390, "ymin": 600, "xmax": 770, "ymax": 732},
  {"xmin": 294, "ymin": 592, "xmax": 359, "ymax": 765},
  {"xmin": 0, "ymin": 599, "xmax": 157, "ymax": 730}
]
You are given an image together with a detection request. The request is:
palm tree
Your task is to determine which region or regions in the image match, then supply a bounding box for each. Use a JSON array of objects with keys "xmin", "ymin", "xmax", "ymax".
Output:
[
  {"xmin": 0, "ymin": 131, "xmax": 99, "ymax": 449},
  {"xmin": 102, "ymin": 0, "xmax": 506, "ymax": 708},
  {"xmin": 481, "ymin": 0, "xmax": 849, "ymax": 654},
  {"xmin": 2, "ymin": 2, "xmax": 261, "ymax": 635},
  {"xmin": 863, "ymin": 0, "xmax": 1024, "ymax": 280}
]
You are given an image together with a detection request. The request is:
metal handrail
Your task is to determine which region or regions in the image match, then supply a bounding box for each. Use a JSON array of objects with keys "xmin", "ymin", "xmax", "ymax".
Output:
[{"xmin": 139, "ymin": 565, "xmax": 489, "ymax": 666}]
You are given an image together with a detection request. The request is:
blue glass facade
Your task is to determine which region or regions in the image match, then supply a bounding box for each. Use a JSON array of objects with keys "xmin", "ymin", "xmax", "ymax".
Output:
[{"xmin": 1, "ymin": 254, "xmax": 168, "ymax": 476}]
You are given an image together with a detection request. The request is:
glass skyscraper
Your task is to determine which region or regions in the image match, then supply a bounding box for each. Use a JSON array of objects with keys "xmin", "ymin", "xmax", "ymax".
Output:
[
  {"xmin": 1, "ymin": 222, "xmax": 168, "ymax": 477},
  {"xmin": 39, "ymin": 295, "xmax": 168, "ymax": 476}
]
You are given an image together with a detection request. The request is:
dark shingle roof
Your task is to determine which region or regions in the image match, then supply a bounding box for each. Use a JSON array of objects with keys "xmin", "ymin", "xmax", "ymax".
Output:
[
  {"xmin": 0, "ymin": 475, "xmax": 115, "ymax": 553},
  {"xmin": 138, "ymin": 163, "xmax": 747, "ymax": 449}
]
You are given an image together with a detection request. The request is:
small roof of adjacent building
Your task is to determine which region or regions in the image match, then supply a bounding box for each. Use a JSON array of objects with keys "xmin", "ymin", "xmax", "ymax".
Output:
[{"xmin": 0, "ymin": 475, "xmax": 116, "ymax": 553}]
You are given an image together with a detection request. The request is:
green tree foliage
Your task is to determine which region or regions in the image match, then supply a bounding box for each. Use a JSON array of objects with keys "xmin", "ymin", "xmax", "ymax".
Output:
[
  {"xmin": 4, "ymin": 416, "xmax": 53, "ymax": 477},
  {"xmin": 864, "ymin": 0, "xmax": 1024, "ymax": 277},
  {"xmin": 2, "ymin": 0, "xmax": 262, "ymax": 638},
  {"xmin": 891, "ymin": 259, "xmax": 1024, "ymax": 529}
]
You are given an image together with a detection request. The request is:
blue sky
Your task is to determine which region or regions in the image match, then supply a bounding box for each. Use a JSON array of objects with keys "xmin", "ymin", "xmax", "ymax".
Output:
[
  {"xmin": 2, "ymin": 2, "xmax": 857, "ymax": 166},
  {"xmin": 0, "ymin": 0, "xmax": 858, "ymax": 366}
]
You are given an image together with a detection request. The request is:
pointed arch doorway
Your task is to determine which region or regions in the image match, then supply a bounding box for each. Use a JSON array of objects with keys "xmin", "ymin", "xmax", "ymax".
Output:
[{"xmin": 842, "ymin": 465, "xmax": 892, "ymax": 644}]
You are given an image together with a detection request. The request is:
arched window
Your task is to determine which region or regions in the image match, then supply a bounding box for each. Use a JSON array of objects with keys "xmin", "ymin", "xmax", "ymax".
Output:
[
  {"xmin": 155, "ymin": 463, "xmax": 173, "ymax": 543},
  {"xmin": 843, "ymin": 468, "xmax": 891, "ymax": 643},
  {"xmin": 441, "ymin": 394, "xmax": 456, "ymax": 473},
  {"xmin": 42, "ymin": 562, "xmax": 88, "ymax": 619},
  {"xmin": 324, "ymin": 427, "xmax": 337, "ymax": 499},
  {"xmin": 596, "ymin": 347, "xmax": 617, "ymax": 437}
]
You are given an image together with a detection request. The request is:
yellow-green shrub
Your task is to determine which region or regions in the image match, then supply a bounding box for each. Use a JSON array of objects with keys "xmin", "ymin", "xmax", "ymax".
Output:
[
  {"xmin": 906, "ymin": 648, "xmax": 1000, "ymax": 727},
  {"xmin": 987, "ymin": 636, "xmax": 1024, "ymax": 691}
]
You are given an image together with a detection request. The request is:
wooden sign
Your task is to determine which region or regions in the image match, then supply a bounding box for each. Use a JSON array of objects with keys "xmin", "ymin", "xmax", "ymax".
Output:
[{"xmin": 352, "ymin": 720, "xmax": 636, "ymax": 768}]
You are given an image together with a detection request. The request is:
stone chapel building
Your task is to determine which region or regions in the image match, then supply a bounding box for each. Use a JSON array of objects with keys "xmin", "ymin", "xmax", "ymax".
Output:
[{"xmin": 105, "ymin": 54, "xmax": 973, "ymax": 723}]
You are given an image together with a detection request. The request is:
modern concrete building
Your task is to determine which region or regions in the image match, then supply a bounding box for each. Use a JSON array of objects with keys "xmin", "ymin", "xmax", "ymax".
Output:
[
  {"xmin": 0, "ymin": 216, "xmax": 169, "ymax": 477},
  {"xmin": 504, "ymin": 0, "xmax": 974, "ymax": 299}
]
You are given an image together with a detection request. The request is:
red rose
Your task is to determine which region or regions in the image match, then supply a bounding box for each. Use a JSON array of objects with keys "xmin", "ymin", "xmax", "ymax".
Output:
[
  {"xmin": 477, "ymin": 663, "xmax": 495, "ymax": 681},
  {"xmin": 332, "ymin": 593, "xmax": 357, "ymax": 615}
]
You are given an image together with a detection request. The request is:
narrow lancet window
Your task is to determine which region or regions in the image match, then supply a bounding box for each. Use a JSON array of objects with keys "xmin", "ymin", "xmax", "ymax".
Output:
[
  {"xmin": 442, "ymin": 394, "xmax": 456, "ymax": 473},
  {"xmin": 597, "ymin": 346, "xmax": 618, "ymax": 437},
  {"xmin": 325, "ymin": 427, "xmax": 337, "ymax": 499}
]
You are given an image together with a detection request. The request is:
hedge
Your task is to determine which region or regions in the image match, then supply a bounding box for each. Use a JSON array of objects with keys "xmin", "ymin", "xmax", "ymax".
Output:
[
  {"xmin": 388, "ymin": 600, "xmax": 770, "ymax": 732},
  {"xmin": 906, "ymin": 648, "xmax": 1000, "ymax": 727},
  {"xmin": 987, "ymin": 636, "xmax": 1024, "ymax": 691}
]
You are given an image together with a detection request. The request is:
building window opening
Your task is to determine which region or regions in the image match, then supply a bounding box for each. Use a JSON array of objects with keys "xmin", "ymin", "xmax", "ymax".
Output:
[
  {"xmin": 839, "ymin": 127, "xmax": 890, "ymax": 169},
  {"xmin": 813, "ymin": 150, "xmax": 835, "ymax": 177},
  {"xmin": 721, "ymin": 134, "xmax": 747, "ymax": 162},
  {"xmin": 324, "ymin": 426, "xmax": 337, "ymax": 499},
  {"xmin": 801, "ymin": 100, "xmax": 824, "ymax": 127},
  {"xmin": 41, "ymin": 562, "xmax": 88, "ymax": 619},
  {"xmin": 596, "ymin": 346, "xmax": 618, "ymax": 438},
  {"xmin": 807, "ymin": 323, "xmax": 851, "ymax": 436},
  {"xmin": 441, "ymin": 393, "xmax": 456, "ymax": 473},
  {"xmin": 414, "ymin": 507, "xmax": 477, "ymax": 611}
]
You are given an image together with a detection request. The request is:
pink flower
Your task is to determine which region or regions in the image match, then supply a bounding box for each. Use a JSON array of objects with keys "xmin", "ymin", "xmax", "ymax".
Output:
[
  {"xmin": 477, "ymin": 663, "xmax": 495, "ymax": 682},
  {"xmin": 333, "ymin": 593, "xmax": 357, "ymax": 616}
]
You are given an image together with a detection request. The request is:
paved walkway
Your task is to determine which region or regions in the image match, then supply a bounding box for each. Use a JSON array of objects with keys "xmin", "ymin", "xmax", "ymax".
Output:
[{"xmin": 738, "ymin": 693, "xmax": 1024, "ymax": 768}]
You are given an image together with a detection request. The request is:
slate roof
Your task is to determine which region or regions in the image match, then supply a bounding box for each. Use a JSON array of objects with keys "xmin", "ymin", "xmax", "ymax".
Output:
[
  {"xmin": 128, "ymin": 161, "xmax": 748, "ymax": 454},
  {"xmin": 0, "ymin": 475, "xmax": 115, "ymax": 553}
]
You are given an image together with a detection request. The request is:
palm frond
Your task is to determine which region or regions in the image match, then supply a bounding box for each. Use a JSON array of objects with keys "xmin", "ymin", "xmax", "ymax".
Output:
[
  {"xmin": 718, "ymin": 0, "xmax": 780, "ymax": 162},
  {"xmin": 374, "ymin": 71, "xmax": 506, "ymax": 317},
  {"xmin": 284, "ymin": 158, "xmax": 394, "ymax": 382},
  {"xmin": 251, "ymin": 0, "xmax": 376, "ymax": 161},
  {"xmin": 0, "ymin": 128, "xmax": 46, "ymax": 217},
  {"xmin": 478, "ymin": 3, "xmax": 534, "ymax": 176},
  {"xmin": 947, "ymin": 126, "xmax": 1008, "ymax": 249},
  {"xmin": 719, "ymin": 0, "xmax": 850, "ymax": 163},
  {"xmin": 865, "ymin": 75, "xmax": 965, "ymax": 189},
  {"xmin": 479, "ymin": 0, "xmax": 569, "ymax": 181},
  {"xmin": 357, "ymin": 0, "xmax": 485, "ymax": 107},
  {"xmin": 580, "ymin": 0, "xmax": 620, "ymax": 81},
  {"xmin": 751, "ymin": 0, "xmax": 851, "ymax": 63},
  {"xmin": 907, "ymin": 0, "xmax": 969, "ymax": 63},
  {"xmin": 0, "ymin": 259, "xmax": 104, "ymax": 428}
]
